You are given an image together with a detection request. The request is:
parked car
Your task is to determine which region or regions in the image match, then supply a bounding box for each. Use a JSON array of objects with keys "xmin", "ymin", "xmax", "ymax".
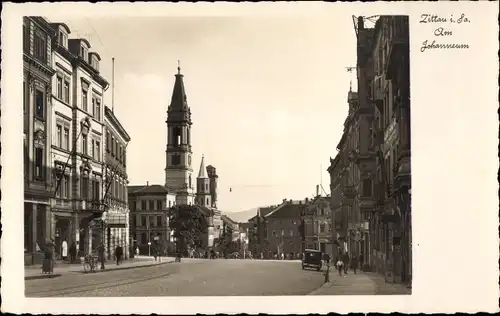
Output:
[{"xmin": 302, "ymin": 249, "xmax": 322, "ymax": 271}]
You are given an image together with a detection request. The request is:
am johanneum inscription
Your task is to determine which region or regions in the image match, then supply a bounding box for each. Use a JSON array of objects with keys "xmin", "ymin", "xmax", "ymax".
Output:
[{"xmin": 419, "ymin": 13, "xmax": 471, "ymax": 52}]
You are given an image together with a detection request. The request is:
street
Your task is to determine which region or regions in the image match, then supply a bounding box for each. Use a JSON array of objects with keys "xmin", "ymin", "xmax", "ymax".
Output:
[{"xmin": 25, "ymin": 259, "xmax": 325, "ymax": 297}]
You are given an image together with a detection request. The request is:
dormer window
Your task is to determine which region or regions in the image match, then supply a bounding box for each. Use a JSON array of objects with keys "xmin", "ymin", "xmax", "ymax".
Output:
[
  {"xmin": 58, "ymin": 30, "xmax": 68, "ymax": 49},
  {"xmin": 91, "ymin": 56, "xmax": 99, "ymax": 71},
  {"xmin": 80, "ymin": 46, "xmax": 88, "ymax": 62}
]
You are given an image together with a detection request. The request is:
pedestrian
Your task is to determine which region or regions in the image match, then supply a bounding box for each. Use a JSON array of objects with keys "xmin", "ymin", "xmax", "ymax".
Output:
[
  {"xmin": 280, "ymin": 253, "xmax": 284, "ymax": 260},
  {"xmin": 61, "ymin": 239, "xmax": 68, "ymax": 261},
  {"xmin": 135, "ymin": 246, "xmax": 139, "ymax": 256},
  {"xmin": 69, "ymin": 242, "xmax": 77, "ymax": 263},
  {"xmin": 336, "ymin": 258, "xmax": 344, "ymax": 276},
  {"xmin": 359, "ymin": 252, "xmax": 364, "ymax": 271},
  {"xmin": 115, "ymin": 244, "xmax": 123, "ymax": 265},
  {"xmin": 98, "ymin": 243, "xmax": 105, "ymax": 270},
  {"xmin": 351, "ymin": 255, "xmax": 358, "ymax": 274},
  {"xmin": 342, "ymin": 252, "xmax": 349, "ymax": 275}
]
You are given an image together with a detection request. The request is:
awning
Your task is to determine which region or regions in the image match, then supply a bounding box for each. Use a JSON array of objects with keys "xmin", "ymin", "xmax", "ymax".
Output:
[{"xmin": 106, "ymin": 213, "xmax": 127, "ymax": 228}]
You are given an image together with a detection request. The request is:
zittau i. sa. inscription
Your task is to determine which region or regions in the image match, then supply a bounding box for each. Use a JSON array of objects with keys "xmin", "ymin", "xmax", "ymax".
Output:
[{"xmin": 420, "ymin": 14, "xmax": 471, "ymax": 52}]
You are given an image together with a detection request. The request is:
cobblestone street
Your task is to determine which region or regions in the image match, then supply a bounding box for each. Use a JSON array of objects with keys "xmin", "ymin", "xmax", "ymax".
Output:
[{"xmin": 25, "ymin": 259, "xmax": 325, "ymax": 297}]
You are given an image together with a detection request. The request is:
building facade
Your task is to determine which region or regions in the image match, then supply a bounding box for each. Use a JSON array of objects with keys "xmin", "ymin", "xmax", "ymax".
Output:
[
  {"xmin": 302, "ymin": 196, "xmax": 333, "ymax": 255},
  {"xmin": 103, "ymin": 106, "xmax": 131, "ymax": 260},
  {"xmin": 264, "ymin": 200, "xmax": 303, "ymax": 259},
  {"xmin": 128, "ymin": 184, "xmax": 174, "ymax": 255},
  {"xmin": 23, "ymin": 17, "xmax": 56, "ymax": 265},
  {"xmin": 353, "ymin": 16, "xmax": 411, "ymax": 285},
  {"xmin": 52, "ymin": 25, "xmax": 109, "ymax": 257},
  {"xmin": 164, "ymin": 66, "xmax": 195, "ymax": 206},
  {"xmin": 328, "ymin": 153, "xmax": 343, "ymax": 260}
]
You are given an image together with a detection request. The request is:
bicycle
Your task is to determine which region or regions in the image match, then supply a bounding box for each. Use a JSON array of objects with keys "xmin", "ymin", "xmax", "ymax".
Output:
[{"xmin": 83, "ymin": 254, "xmax": 99, "ymax": 273}]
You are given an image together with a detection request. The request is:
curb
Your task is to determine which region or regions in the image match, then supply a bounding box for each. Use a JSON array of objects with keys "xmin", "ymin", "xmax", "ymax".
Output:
[
  {"xmin": 25, "ymin": 273, "xmax": 63, "ymax": 281},
  {"xmin": 25, "ymin": 260, "xmax": 174, "ymax": 280}
]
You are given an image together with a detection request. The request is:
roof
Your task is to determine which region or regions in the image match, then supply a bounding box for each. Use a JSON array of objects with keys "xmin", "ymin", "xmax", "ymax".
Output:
[
  {"xmin": 198, "ymin": 155, "xmax": 208, "ymax": 178},
  {"xmin": 257, "ymin": 206, "xmax": 275, "ymax": 217},
  {"xmin": 265, "ymin": 202, "xmax": 304, "ymax": 219},
  {"xmin": 169, "ymin": 66, "xmax": 188, "ymax": 111},
  {"xmin": 127, "ymin": 184, "xmax": 170, "ymax": 196}
]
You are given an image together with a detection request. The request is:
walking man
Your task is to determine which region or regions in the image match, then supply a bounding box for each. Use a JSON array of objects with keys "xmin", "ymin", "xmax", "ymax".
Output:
[{"xmin": 351, "ymin": 254, "xmax": 358, "ymax": 274}]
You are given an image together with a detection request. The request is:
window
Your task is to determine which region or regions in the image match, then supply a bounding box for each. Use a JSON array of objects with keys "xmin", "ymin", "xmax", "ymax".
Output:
[
  {"xmin": 157, "ymin": 216, "xmax": 162, "ymax": 227},
  {"xmin": 82, "ymin": 89, "xmax": 88, "ymax": 112},
  {"xmin": 82, "ymin": 134, "xmax": 88, "ymax": 155},
  {"xmin": 34, "ymin": 147, "xmax": 44, "ymax": 180},
  {"xmin": 172, "ymin": 155, "xmax": 180, "ymax": 165},
  {"xmin": 91, "ymin": 97, "xmax": 96, "ymax": 117},
  {"xmin": 63, "ymin": 80, "xmax": 70, "ymax": 103},
  {"xmin": 189, "ymin": 175, "xmax": 192, "ymax": 188},
  {"xmin": 118, "ymin": 146, "xmax": 122, "ymax": 162},
  {"xmin": 24, "ymin": 137, "xmax": 28, "ymax": 177},
  {"xmin": 95, "ymin": 141, "xmax": 100, "ymax": 162},
  {"xmin": 123, "ymin": 149, "xmax": 127, "ymax": 165},
  {"xmin": 58, "ymin": 31, "xmax": 67, "ymax": 48},
  {"xmin": 106, "ymin": 132, "xmax": 110, "ymax": 152},
  {"xmin": 115, "ymin": 140, "xmax": 119, "ymax": 159},
  {"xmin": 56, "ymin": 76, "xmax": 63, "ymax": 99},
  {"xmin": 149, "ymin": 200, "xmax": 154, "ymax": 210},
  {"xmin": 35, "ymin": 89, "xmax": 44, "ymax": 119},
  {"xmin": 33, "ymin": 31, "xmax": 47, "ymax": 63},
  {"xmin": 205, "ymin": 183, "xmax": 208, "ymax": 191},
  {"xmin": 93, "ymin": 180, "xmax": 100, "ymax": 201},
  {"xmin": 111, "ymin": 136, "xmax": 115, "ymax": 156},
  {"xmin": 95, "ymin": 99, "xmax": 101, "ymax": 121},
  {"xmin": 23, "ymin": 22, "xmax": 30, "ymax": 53},
  {"xmin": 91, "ymin": 139, "xmax": 95, "ymax": 159},
  {"xmin": 56, "ymin": 125, "xmax": 62, "ymax": 147},
  {"xmin": 141, "ymin": 200, "xmax": 146, "ymax": 210},
  {"xmin": 289, "ymin": 229, "xmax": 293, "ymax": 237},
  {"xmin": 81, "ymin": 176, "xmax": 89, "ymax": 199},
  {"xmin": 63, "ymin": 175, "xmax": 69, "ymax": 199},
  {"xmin": 80, "ymin": 46, "xmax": 88, "ymax": 62},
  {"xmin": 206, "ymin": 198, "xmax": 209, "ymax": 205},
  {"xmin": 92, "ymin": 57, "xmax": 99, "ymax": 71},
  {"xmin": 63, "ymin": 127, "xmax": 69, "ymax": 150},
  {"xmin": 320, "ymin": 223, "xmax": 326, "ymax": 233},
  {"xmin": 173, "ymin": 127, "xmax": 181, "ymax": 146},
  {"xmin": 168, "ymin": 200, "xmax": 172, "ymax": 208},
  {"xmin": 23, "ymin": 81, "xmax": 27, "ymax": 113},
  {"xmin": 157, "ymin": 200, "xmax": 162, "ymax": 210}
]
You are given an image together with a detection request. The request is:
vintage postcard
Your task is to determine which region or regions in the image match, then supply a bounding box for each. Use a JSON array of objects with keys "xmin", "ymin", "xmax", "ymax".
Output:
[{"xmin": 1, "ymin": 1, "xmax": 498, "ymax": 315}]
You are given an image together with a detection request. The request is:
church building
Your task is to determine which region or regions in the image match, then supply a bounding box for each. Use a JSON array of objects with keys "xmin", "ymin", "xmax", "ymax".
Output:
[{"xmin": 128, "ymin": 64, "xmax": 221, "ymax": 253}]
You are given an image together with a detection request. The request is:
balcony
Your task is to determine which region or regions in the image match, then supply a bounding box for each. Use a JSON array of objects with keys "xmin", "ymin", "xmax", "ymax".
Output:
[{"xmin": 385, "ymin": 19, "xmax": 409, "ymax": 80}]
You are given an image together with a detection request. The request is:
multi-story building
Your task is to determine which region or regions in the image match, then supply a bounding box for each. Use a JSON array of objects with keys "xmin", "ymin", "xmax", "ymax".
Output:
[
  {"xmin": 103, "ymin": 106, "xmax": 131, "ymax": 260},
  {"xmin": 206, "ymin": 165, "xmax": 218, "ymax": 208},
  {"xmin": 302, "ymin": 196, "xmax": 333, "ymax": 255},
  {"xmin": 23, "ymin": 17, "xmax": 56, "ymax": 265},
  {"xmin": 352, "ymin": 15, "xmax": 411, "ymax": 285},
  {"xmin": 328, "ymin": 153, "xmax": 343, "ymax": 260},
  {"xmin": 264, "ymin": 200, "xmax": 303, "ymax": 258},
  {"xmin": 247, "ymin": 206, "xmax": 275, "ymax": 257},
  {"xmin": 47, "ymin": 20, "xmax": 109, "ymax": 258},
  {"xmin": 128, "ymin": 184, "xmax": 175, "ymax": 255}
]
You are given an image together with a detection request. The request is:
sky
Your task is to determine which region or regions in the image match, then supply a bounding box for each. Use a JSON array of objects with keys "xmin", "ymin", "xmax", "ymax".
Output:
[{"xmin": 57, "ymin": 16, "xmax": 358, "ymax": 212}]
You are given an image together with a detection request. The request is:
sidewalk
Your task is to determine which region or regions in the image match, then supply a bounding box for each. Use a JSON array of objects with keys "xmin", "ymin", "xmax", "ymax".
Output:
[
  {"xmin": 25, "ymin": 256, "xmax": 175, "ymax": 281},
  {"xmin": 309, "ymin": 267, "xmax": 411, "ymax": 295}
]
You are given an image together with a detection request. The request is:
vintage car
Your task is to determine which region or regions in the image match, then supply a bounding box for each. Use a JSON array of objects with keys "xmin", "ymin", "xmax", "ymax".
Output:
[{"xmin": 302, "ymin": 249, "xmax": 323, "ymax": 271}]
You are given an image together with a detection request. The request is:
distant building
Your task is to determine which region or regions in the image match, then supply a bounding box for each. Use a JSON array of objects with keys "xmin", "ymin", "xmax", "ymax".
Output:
[
  {"xmin": 264, "ymin": 200, "xmax": 304, "ymax": 258},
  {"xmin": 302, "ymin": 196, "xmax": 333, "ymax": 255},
  {"xmin": 247, "ymin": 206, "xmax": 275, "ymax": 257},
  {"xmin": 128, "ymin": 184, "xmax": 175, "ymax": 255}
]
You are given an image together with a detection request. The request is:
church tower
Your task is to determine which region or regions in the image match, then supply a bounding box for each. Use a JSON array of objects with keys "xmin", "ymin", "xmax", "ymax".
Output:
[
  {"xmin": 196, "ymin": 155, "xmax": 212, "ymax": 208},
  {"xmin": 165, "ymin": 63, "xmax": 195, "ymax": 205}
]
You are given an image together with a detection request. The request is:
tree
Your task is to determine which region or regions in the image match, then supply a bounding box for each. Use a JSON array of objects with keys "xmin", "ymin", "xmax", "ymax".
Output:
[{"xmin": 168, "ymin": 205, "xmax": 207, "ymax": 257}]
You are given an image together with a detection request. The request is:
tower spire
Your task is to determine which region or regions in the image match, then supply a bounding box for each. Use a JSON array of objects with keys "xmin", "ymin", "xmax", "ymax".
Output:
[
  {"xmin": 198, "ymin": 154, "xmax": 207, "ymax": 178},
  {"xmin": 177, "ymin": 60, "xmax": 181, "ymax": 74}
]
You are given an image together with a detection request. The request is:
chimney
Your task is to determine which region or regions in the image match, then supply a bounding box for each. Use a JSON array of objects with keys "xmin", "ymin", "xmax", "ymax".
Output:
[
  {"xmin": 316, "ymin": 185, "xmax": 319, "ymax": 197},
  {"xmin": 358, "ymin": 16, "xmax": 364, "ymax": 30},
  {"xmin": 146, "ymin": 181, "xmax": 149, "ymax": 186}
]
